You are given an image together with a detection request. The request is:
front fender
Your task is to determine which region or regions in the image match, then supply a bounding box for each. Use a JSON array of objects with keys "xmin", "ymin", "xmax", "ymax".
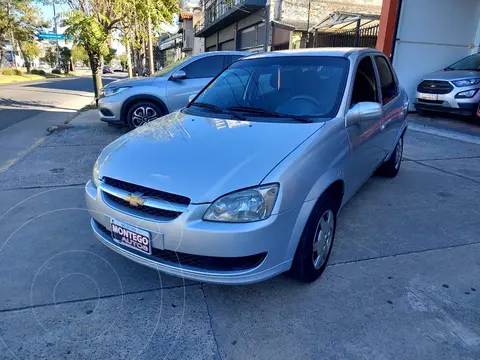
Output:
[{"xmin": 120, "ymin": 86, "xmax": 169, "ymax": 121}]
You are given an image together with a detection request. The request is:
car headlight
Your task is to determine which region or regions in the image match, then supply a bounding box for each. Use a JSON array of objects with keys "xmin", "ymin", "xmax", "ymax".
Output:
[
  {"xmin": 92, "ymin": 158, "xmax": 101, "ymax": 188},
  {"xmin": 203, "ymin": 184, "xmax": 279, "ymax": 223},
  {"xmin": 102, "ymin": 87, "xmax": 129, "ymax": 97},
  {"xmin": 455, "ymin": 89, "xmax": 479, "ymax": 98},
  {"xmin": 452, "ymin": 78, "xmax": 480, "ymax": 87}
]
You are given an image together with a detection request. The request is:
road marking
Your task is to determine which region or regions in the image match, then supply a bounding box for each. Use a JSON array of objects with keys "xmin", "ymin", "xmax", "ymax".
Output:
[
  {"xmin": 408, "ymin": 123, "xmax": 480, "ymax": 145},
  {"xmin": 0, "ymin": 137, "xmax": 46, "ymax": 173}
]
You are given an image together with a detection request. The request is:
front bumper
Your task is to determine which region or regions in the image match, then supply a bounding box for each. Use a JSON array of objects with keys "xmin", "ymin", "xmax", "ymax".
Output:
[
  {"xmin": 85, "ymin": 180, "xmax": 296, "ymax": 284},
  {"xmin": 414, "ymin": 85, "xmax": 480, "ymax": 116},
  {"xmin": 98, "ymin": 95, "xmax": 123, "ymax": 123}
]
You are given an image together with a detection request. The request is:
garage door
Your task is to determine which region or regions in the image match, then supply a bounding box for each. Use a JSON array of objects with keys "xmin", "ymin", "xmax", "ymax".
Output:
[{"xmin": 392, "ymin": 0, "xmax": 480, "ymax": 107}]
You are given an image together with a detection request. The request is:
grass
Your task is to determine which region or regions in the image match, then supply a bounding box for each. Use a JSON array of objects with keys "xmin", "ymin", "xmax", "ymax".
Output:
[{"xmin": 0, "ymin": 71, "xmax": 78, "ymax": 84}]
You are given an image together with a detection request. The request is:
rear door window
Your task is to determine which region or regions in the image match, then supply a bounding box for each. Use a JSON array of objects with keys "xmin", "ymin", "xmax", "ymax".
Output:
[
  {"xmin": 374, "ymin": 56, "xmax": 398, "ymax": 104},
  {"xmin": 182, "ymin": 55, "xmax": 226, "ymax": 79}
]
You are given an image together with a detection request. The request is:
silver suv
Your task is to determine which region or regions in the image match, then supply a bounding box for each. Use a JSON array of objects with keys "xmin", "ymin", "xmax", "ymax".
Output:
[
  {"xmin": 98, "ymin": 51, "xmax": 250, "ymax": 129},
  {"xmin": 414, "ymin": 53, "xmax": 480, "ymax": 117}
]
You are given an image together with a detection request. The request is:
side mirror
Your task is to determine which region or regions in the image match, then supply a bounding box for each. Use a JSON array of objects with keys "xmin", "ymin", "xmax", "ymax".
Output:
[
  {"xmin": 346, "ymin": 102, "xmax": 382, "ymax": 127},
  {"xmin": 188, "ymin": 94, "xmax": 196, "ymax": 102},
  {"xmin": 170, "ymin": 70, "xmax": 186, "ymax": 81}
]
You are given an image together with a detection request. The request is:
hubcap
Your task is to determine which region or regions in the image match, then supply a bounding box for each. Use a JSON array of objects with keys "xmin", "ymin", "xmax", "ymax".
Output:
[
  {"xmin": 312, "ymin": 209, "xmax": 335, "ymax": 270},
  {"xmin": 132, "ymin": 106, "xmax": 158, "ymax": 127},
  {"xmin": 395, "ymin": 137, "xmax": 403, "ymax": 170}
]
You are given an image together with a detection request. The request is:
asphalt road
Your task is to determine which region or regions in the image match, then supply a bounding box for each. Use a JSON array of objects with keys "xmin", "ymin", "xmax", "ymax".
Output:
[
  {"xmin": 0, "ymin": 73, "xmax": 125, "ymax": 174},
  {"xmin": 0, "ymin": 110, "xmax": 478, "ymax": 360}
]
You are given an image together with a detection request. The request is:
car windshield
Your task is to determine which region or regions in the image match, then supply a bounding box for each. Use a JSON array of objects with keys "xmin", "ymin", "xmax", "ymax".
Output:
[
  {"xmin": 154, "ymin": 57, "xmax": 189, "ymax": 77},
  {"xmin": 446, "ymin": 54, "xmax": 480, "ymax": 71},
  {"xmin": 188, "ymin": 56, "xmax": 349, "ymax": 121}
]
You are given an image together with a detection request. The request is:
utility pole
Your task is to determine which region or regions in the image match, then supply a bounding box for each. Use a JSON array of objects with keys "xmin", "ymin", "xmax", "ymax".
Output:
[
  {"xmin": 306, "ymin": 0, "xmax": 311, "ymax": 48},
  {"xmin": 263, "ymin": 0, "xmax": 271, "ymax": 52},
  {"xmin": 52, "ymin": 0, "xmax": 60, "ymax": 68}
]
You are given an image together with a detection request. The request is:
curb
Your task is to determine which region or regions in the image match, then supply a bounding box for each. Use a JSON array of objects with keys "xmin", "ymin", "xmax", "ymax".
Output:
[{"xmin": 408, "ymin": 122, "xmax": 480, "ymax": 146}]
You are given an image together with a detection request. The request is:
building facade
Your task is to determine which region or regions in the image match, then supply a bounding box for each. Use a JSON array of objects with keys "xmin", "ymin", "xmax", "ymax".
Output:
[{"xmin": 193, "ymin": 0, "xmax": 382, "ymax": 52}]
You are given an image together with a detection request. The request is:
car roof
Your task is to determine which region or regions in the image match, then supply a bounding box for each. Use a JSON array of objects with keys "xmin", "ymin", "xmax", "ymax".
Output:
[
  {"xmin": 246, "ymin": 48, "xmax": 383, "ymax": 59},
  {"xmin": 195, "ymin": 51, "xmax": 252, "ymax": 57}
]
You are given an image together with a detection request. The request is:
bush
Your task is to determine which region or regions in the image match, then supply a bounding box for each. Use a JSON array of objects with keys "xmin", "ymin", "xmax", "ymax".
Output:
[
  {"xmin": 31, "ymin": 69, "xmax": 39, "ymax": 74},
  {"xmin": 13, "ymin": 69, "xmax": 22, "ymax": 76},
  {"xmin": 2, "ymin": 69, "xmax": 14, "ymax": 75},
  {"xmin": 38, "ymin": 70, "xmax": 46, "ymax": 76},
  {"xmin": 52, "ymin": 68, "xmax": 62, "ymax": 75}
]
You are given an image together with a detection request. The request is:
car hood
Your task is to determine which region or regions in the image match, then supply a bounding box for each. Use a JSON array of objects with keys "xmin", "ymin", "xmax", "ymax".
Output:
[
  {"xmin": 105, "ymin": 76, "xmax": 157, "ymax": 88},
  {"xmin": 423, "ymin": 69, "xmax": 480, "ymax": 81},
  {"xmin": 97, "ymin": 112, "xmax": 325, "ymax": 203}
]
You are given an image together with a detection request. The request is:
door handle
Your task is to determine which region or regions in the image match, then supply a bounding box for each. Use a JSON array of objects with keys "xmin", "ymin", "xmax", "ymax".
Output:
[{"xmin": 381, "ymin": 124, "xmax": 386, "ymax": 131}]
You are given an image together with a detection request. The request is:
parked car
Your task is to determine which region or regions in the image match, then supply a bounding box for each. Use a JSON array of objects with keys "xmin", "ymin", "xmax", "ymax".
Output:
[
  {"xmin": 414, "ymin": 53, "xmax": 480, "ymax": 117},
  {"xmin": 98, "ymin": 51, "xmax": 250, "ymax": 130},
  {"xmin": 103, "ymin": 66, "xmax": 114, "ymax": 74},
  {"xmin": 86, "ymin": 48, "xmax": 408, "ymax": 284}
]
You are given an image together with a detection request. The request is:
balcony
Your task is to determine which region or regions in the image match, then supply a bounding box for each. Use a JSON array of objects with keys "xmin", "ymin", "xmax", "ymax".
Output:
[{"xmin": 194, "ymin": 0, "xmax": 266, "ymax": 37}]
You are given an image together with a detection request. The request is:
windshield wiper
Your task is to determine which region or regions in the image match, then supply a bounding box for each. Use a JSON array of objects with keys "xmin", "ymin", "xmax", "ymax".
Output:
[
  {"xmin": 226, "ymin": 106, "xmax": 313, "ymax": 123},
  {"xmin": 190, "ymin": 102, "xmax": 246, "ymax": 120}
]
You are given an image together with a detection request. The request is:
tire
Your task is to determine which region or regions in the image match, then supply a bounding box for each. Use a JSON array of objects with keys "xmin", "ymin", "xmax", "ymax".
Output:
[
  {"xmin": 126, "ymin": 101, "xmax": 163, "ymax": 130},
  {"xmin": 290, "ymin": 192, "xmax": 338, "ymax": 282},
  {"xmin": 376, "ymin": 135, "xmax": 403, "ymax": 178}
]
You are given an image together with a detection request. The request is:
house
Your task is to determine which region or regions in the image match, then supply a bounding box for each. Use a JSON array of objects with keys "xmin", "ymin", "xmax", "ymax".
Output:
[
  {"xmin": 178, "ymin": 1, "xmax": 205, "ymax": 55},
  {"xmin": 192, "ymin": 0, "xmax": 382, "ymax": 52}
]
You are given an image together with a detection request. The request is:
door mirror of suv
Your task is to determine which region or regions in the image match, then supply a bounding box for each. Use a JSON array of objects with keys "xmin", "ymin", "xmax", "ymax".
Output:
[
  {"xmin": 346, "ymin": 102, "xmax": 383, "ymax": 127},
  {"xmin": 171, "ymin": 70, "xmax": 187, "ymax": 81}
]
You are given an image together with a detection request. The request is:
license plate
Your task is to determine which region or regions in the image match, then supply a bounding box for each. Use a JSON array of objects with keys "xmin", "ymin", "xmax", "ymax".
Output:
[
  {"xmin": 110, "ymin": 219, "xmax": 151, "ymax": 255},
  {"xmin": 418, "ymin": 93, "xmax": 438, "ymax": 101}
]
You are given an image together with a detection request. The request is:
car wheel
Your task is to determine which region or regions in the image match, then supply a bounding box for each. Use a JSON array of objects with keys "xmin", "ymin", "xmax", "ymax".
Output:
[
  {"xmin": 377, "ymin": 135, "xmax": 403, "ymax": 178},
  {"xmin": 126, "ymin": 101, "xmax": 163, "ymax": 130},
  {"xmin": 290, "ymin": 192, "xmax": 338, "ymax": 282}
]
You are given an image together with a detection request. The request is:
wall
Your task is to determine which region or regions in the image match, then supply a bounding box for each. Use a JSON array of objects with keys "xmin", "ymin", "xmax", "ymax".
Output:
[
  {"xmin": 276, "ymin": 0, "xmax": 382, "ymax": 25},
  {"xmin": 392, "ymin": 0, "xmax": 480, "ymax": 106}
]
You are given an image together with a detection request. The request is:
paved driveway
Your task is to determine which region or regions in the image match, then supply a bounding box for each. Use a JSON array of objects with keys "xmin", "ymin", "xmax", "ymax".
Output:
[{"xmin": 0, "ymin": 113, "xmax": 479, "ymax": 360}]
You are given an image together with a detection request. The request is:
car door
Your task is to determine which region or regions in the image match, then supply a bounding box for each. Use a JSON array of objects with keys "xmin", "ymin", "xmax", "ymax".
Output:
[
  {"xmin": 373, "ymin": 55, "xmax": 402, "ymax": 157},
  {"xmin": 166, "ymin": 55, "xmax": 227, "ymax": 111},
  {"xmin": 345, "ymin": 55, "xmax": 385, "ymax": 196}
]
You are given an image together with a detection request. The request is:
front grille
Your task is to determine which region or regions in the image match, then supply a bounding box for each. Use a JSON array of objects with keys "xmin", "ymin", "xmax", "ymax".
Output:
[
  {"xmin": 94, "ymin": 220, "xmax": 266, "ymax": 272},
  {"xmin": 417, "ymin": 80, "xmax": 453, "ymax": 94},
  {"xmin": 103, "ymin": 177, "xmax": 190, "ymax": 206},
  {"xmin": 105, "ymin": 193, "xmax": 181, "ymax": 219}
]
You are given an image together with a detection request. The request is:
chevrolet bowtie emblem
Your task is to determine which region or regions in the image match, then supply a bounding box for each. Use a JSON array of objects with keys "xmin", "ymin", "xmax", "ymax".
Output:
[{"xmin": 125, "ymin": 193, "xmax": 145, "ymax": 207}]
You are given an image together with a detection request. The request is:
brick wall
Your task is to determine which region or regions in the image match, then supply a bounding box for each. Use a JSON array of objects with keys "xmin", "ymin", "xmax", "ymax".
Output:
[{"xmin": 276, "ymin": 0, "xmax": 382, "ymax": 27}]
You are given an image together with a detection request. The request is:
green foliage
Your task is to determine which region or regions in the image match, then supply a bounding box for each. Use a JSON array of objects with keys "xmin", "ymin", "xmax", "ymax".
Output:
[
  {"xmin": 38, "ymin": 69, "xmax": 46, "ymax": 75},
  {"xmin": 13, "ymin": 68, "xmax": 22, "ymax": 75},
  {"xmin": 103, "ymin": 48, "xmax": 117, "ymax": 65},
  {"xmin": 71, "ymin": 45, "xmax": 89, "ymax": 65},
  {"xmin": 119, "ymin": 53, "xmax": 127, "ymax": 69},
  {"xmin": 42, "ymin": 47, "xmax": 57, "ymax": 67},
  {"xmin": 21, "ymin": 41, "xmax": 40, "ymax": 61},
  {"xmin": 52, "ymin": 68, "xmax": 61, "ymax": 74},
  {"xmin": 31, "ymin": 69, "xmax": 38, "ymax": 74},
  {"xmin": 59, "ymin": 46, "xmax": 71, "ymax": 73}
]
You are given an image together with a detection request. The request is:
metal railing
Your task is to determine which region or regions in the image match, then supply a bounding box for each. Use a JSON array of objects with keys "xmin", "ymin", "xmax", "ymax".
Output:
[
  {"xmin": 313, "ymin": 24, "xmax": 379, "ymax": 49},
  {"xmin": 194, "ymin": 0, "xmax": 243, "ymax": 34}
]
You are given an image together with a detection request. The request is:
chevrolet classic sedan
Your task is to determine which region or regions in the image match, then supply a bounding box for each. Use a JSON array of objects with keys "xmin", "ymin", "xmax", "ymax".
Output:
[{"xmin": 86, "ymin": 48, "xmax": 408, "ymax": 284}]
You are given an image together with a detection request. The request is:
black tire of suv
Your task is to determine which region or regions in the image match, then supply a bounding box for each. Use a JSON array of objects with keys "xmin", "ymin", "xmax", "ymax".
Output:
[
  {"xmin": 126, "ymin": 101, "xmax": 163, "ymax": 130},
  {"xmin": 290, "ymin": 192, "xmax": 338, "ymax": 283}
]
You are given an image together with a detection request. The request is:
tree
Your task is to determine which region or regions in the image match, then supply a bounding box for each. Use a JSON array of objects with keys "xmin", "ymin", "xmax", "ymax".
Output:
[
  {"xmin": 59, "ymin": 46, "xmax": 71, "ymax": 73},
  {"xmin": 103, "ymin": 48, "xmax": 116, "ymax": 65},
  {"xmin": 0, "ymin": 0, "xmax": 47, "ymax": 68},
  {"xmin": 71, "ymin": 44, "xmax": 89, "ymax": 66},
  {"xmin": 42, "ymin": 47, "xmax": 57, "ymax": 67},
  {"xmin": 19, "ymin": 41, "xmax": 39, "ymax": 73}
]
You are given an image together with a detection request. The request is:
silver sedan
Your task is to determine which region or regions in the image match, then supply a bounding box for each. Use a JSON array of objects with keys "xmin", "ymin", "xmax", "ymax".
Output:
[{"xmin": 86, "ymin": 48, "xmax": 408, "ymax": 284}]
